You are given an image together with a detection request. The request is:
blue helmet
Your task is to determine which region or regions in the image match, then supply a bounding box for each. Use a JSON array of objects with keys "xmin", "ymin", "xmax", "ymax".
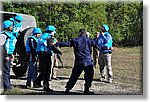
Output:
[
  {"xmin": 15, "ymin": 14, "xmax": 23, "ymax": 22},
  {"xmin": 102, "ymin": 24, "xmax": 109, "ymax": 32},
  {"xmin": 46, "ymin": 25, "xmax": 56, "ymax": 32},
  {"xmin": 32, "ymin": 28, "xmax": 42, "ymax": 35},
  {"xmin": 3, "ymin": 20, "xmax": 13, "ymax": 29}
]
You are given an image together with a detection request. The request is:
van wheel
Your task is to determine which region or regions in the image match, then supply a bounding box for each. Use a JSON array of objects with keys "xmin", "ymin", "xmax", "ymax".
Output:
[
  {"xmin": 12, "ymin": 27, "xmax": 34, "ymax": 77},
  {"xmin": 12, "ymin": 65, "xmax": 27, "ymax": 77}
]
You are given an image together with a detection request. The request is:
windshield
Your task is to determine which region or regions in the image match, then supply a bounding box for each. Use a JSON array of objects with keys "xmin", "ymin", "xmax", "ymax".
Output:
[{"xmin": 0, "ymin": 12, "xmax": 37, "ymax": 31}]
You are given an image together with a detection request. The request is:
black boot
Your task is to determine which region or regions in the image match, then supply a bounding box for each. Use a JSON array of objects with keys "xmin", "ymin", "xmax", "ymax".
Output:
[
  {"xmin": 84, "ymin": 84, "xmax": 90, "ymax": 95},
  {"xmin": 34, "ymin": 83, "xmax": 42, "ymax": 88},
  {"xmin": 64, "ymin": 89, "xmax": 70, "ymax": 95},
  {"xmin": 43, "ymin": 85, "xmax": 53, "ymax": 92}
]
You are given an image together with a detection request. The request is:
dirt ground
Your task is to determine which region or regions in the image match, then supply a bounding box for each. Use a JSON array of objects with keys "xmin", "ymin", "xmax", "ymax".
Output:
[{"xmin": 8, "ymin": 70, "xmax": 142, "ymax": 95}]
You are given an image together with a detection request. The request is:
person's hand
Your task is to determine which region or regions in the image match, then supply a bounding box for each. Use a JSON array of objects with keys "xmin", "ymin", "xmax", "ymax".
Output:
[
  {"xmin": 109, "ymin": 47, "xmax": 114, "ymax": 51},
  {"xmin": 50, "ymin": 41, "xmax": 57, "ymax": 46},
  {"xmin": 5, "ymin": 57, "xmax": 10, "ymax": 62},
  {"xmin": 109, "ymin": 47, "xmax": 117, "ymax": 51}
]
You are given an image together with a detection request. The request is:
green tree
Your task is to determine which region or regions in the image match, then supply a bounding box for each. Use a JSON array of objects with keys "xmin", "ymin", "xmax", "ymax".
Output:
[{"xmin": 3, "ymin": 1, "xmax": 143, "ymax": 46}]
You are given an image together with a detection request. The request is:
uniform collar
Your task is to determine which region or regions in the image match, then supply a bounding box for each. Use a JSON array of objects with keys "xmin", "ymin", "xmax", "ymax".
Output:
[{"xmin": 79, "ymin": 34, "xmax": 86, "ymax": 38}]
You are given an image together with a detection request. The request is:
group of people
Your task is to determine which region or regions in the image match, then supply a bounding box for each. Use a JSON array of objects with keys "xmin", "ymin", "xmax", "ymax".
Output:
[
  {"xmin": 0, "ymin": 14, "xmax": 62, "ymax": 92},
  {"xmin": 0, "ymin": 14, "xmax": 114, "ymax": 94},
  {"xmin": 60, "ymin": 25, "xmax": 113, "ymax": 94}
]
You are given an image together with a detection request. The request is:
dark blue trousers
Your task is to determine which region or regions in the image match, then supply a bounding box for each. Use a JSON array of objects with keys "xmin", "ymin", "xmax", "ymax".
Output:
[
  {"xmin": 26, "ymin": 61, "xmax": 37, "ymax": 86},
  {"xmin": 65, "ymin": 60, "xmax": 94, "ymax": 90},
  {"xmin": 35, "ymin": 52, "xmax": 51, "ymax": 87},
  {"xmin": 3, "ymin": 59, "xmax": 11, "ymax": 90}
]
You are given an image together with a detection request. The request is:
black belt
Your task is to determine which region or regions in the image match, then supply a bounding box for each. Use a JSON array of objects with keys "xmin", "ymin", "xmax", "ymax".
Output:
[
  {"xmin": 7, "ymin": 54, "xmax": 13, "ymax": 57},
  {"xmin": 37, "ymin": 51, "xmax": 52, "ymax": 55},
  {"xmin": 101, "ymin": 52, "xmax": 112, "ymax": 54}
]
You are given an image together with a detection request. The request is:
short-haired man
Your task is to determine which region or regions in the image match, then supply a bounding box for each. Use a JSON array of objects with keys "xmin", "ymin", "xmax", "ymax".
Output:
[{"xmin": 57, "ymin": 28, "xmax": 100, "ymax": 94}]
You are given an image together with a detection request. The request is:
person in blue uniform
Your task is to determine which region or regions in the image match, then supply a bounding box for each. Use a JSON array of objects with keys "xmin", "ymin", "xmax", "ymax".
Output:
[
  {"xmin": 10, "ymin": 14, "xmax": 23, "ymax": 36},
  {"xmin": 25, "ymin": 28, "xmax": 42, "ymax": 88},
  {"xmin": 97, "ymin": 24, "xmax": 113, "ymax": 83},
  {"xmin": 34, "ymin": 25, "xmax": 56, "ymax": 91},
  {"xmin": 0, "ymin": 20, "xmax": 16, "ymax": 91},
  {"xmin": 9, "ymin": 14, "xmax": 23, "ymax": 65},
  {"xmin": 56, "ymin": 28, "xmax": 100, "ymax": 94}
]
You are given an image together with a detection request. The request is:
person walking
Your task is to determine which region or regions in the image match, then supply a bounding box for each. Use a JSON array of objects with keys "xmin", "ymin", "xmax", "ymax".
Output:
[
  {"xmin": 97, "ymin": 24, "xmax": 113, "ymax": 83},
  {"xmin": 56, "ymin": 28, "xmax": 100, "ymax": 94},
  {"xmin": 25, "ymin": 28, "xmax": 42, "ymax": 88}
]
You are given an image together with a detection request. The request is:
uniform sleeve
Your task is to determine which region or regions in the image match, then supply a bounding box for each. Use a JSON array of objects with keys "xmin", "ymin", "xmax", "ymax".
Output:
[
  {"xmin": 3, "ymin": 46, "xmax": 7, "ymax": 59},
  {"xmin": 29, "ymin": 38, "xmax": 36, "ymax": 54},
  {"xmin": 92, "ymin": 39, "xmax": 101, "ymax": 51},
  {"xmin": 56, "ymin": 39, "xmax": 73, "ymax": 47}
]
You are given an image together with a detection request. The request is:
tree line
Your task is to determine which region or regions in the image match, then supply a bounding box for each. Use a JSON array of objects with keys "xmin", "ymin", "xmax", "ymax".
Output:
[{"xmin": 3, "ymin": 1, "xmax": 143, "ymax": 47}]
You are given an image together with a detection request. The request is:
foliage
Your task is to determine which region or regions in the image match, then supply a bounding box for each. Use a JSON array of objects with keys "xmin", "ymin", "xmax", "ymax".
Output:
[{"xmin": 2, "ymin": 1, "xmax": 143, "ymax": 46}]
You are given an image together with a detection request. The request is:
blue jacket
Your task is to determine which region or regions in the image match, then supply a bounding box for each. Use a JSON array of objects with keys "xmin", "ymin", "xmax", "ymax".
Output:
[
  {"xmin": 93, "ymin": 37, "xmax": 98, "ymax": 44},
  {"xmin": 98, "ymin": 32, "xmax": 113, "ymax": 53},
  {"xmin": 36, "ymin": 32, "xmax": 52, "ymax": 53},
  {"xmin": 1, "ymin": 31, "xmax": 17, "ymax": 54},
  {"xmin": 57, "ymin": 34, "xmax": 100, "ymax": 66}
]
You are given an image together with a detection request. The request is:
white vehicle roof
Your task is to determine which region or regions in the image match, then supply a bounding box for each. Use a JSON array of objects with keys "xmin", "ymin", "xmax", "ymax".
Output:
[{"xmin": 0, "ymin": 11, "xmax": 37, "ymax": 31}]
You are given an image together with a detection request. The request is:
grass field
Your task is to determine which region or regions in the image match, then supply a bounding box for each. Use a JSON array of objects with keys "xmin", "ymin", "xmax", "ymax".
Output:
[
  {"xmin": 58, "ymin": 47, "xmax": 143, "ymax": 94},
  {"xmin": 1, "ymin": 47, "xmax": 143, "ymax": 95}
]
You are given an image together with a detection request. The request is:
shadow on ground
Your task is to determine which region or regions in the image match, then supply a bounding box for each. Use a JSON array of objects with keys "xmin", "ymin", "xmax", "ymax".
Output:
[
  {"xmin": 57, "ymin": 76, "xmax": 103, "ymax": 82},
  {"xmin": 9, "ymin": 84, "xmax": 95, "ymax": 95},
  {"xmin": 23, "ymin": 90, "xmax": 94, "ymax": 95},
  {"xmin": 10, "ymin": 75, "xmax": 27, "ymax": 80}
]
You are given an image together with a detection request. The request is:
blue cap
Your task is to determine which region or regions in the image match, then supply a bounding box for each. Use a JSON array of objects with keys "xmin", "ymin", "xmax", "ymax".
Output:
[
  {"xmin": 15, "ymin": 14, "xmax": 23, "ymax": 22},
  {"xmin": 3, "ymin": 20, "xmax": 13, "ymax": 29},
  {"xmin": 102, "ymin": 24, "xmax": 109, "ymax": 32},
  {"xmin": 32, "ymin": 28, "xmax": 42, "ymax": 35},
  {"xmin": 46, "ymin": 25, "xmax": 56, "ymax": 32}
]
